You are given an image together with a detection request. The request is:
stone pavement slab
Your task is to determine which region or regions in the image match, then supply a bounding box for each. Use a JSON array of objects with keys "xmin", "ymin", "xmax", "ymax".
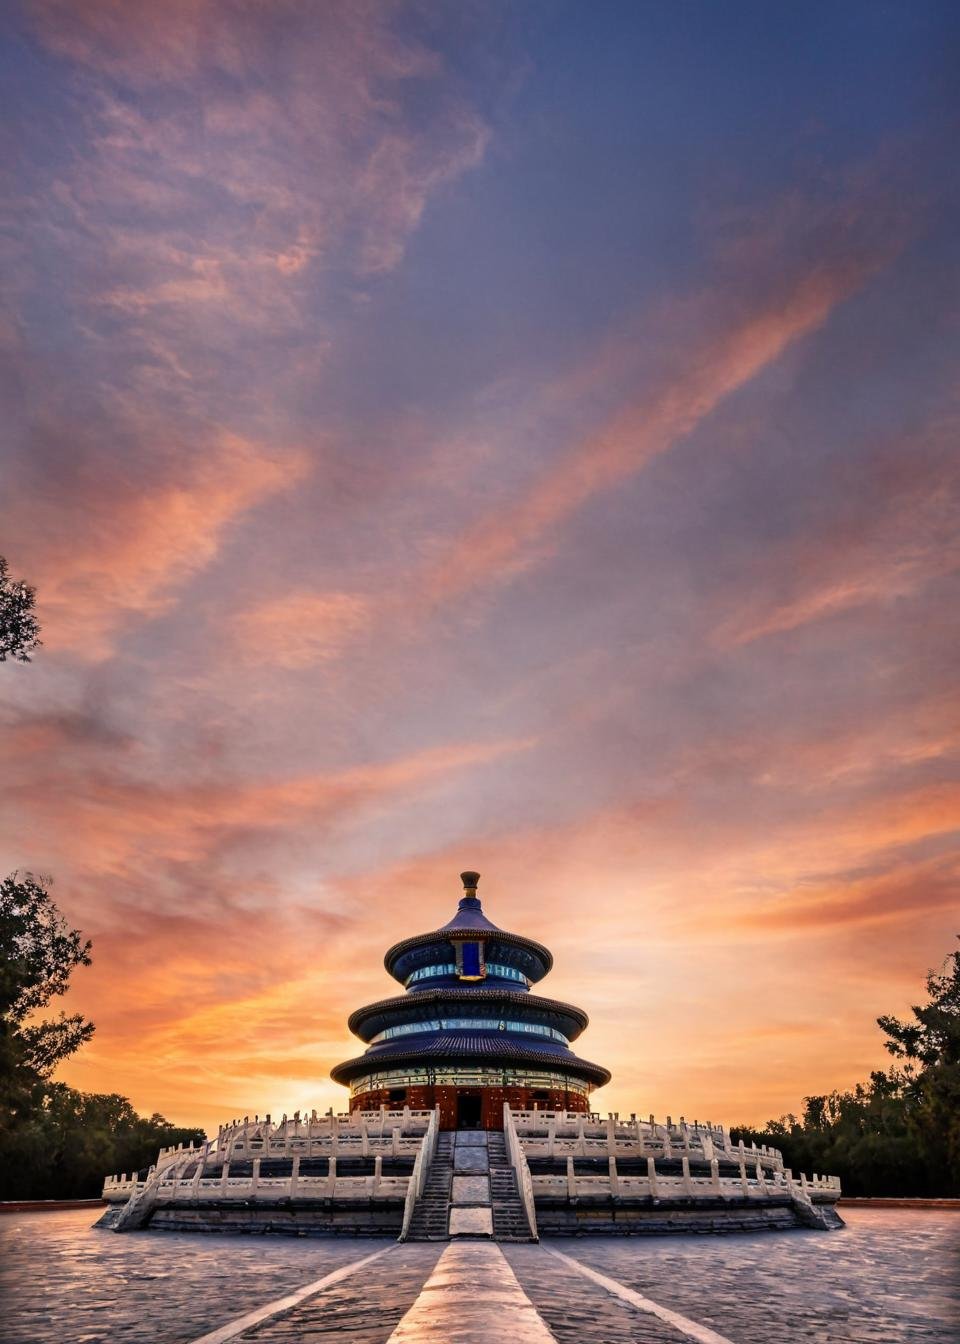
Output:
[{"xmin": 455, "ymin": 1132, "xmax": 488, "ymax": 1147}]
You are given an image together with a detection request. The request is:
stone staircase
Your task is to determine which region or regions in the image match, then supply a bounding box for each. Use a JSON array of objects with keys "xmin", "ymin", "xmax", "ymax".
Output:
[
  {"xmin": 406, "ymin": 1131, "xmax": 454, "ymax": 1240},
  {"xmin": 488, "ymin": 1132, "xmax": 534, "ymax": 1241},
  {"xmin": 405, "ymin": 1130, "xmax": 535, "ymax": 1242}
]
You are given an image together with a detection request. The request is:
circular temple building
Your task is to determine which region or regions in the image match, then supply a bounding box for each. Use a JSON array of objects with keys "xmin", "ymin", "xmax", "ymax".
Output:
[{"xmin": 331, "ymin": 871, "xmax": 610, "ymax": 1129}]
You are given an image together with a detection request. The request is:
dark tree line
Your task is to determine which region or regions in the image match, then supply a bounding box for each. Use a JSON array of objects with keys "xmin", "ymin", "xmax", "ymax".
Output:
[
  {"xmin": 732, "ymin": 938, "xmax": 960, "ymax": 1197},
  {"xmin": 0, "ymin": 872, "xmax": 205, "ymax": 1200}
]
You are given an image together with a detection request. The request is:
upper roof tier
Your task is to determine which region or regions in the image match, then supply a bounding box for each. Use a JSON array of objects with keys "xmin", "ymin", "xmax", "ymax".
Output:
[{"xmin": 383, "ymin": 871, "xmax": 553, "ymax": 987}]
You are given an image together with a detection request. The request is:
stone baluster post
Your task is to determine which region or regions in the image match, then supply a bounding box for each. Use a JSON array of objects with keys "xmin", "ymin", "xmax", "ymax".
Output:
[
  {"xmin": 391, "ymin": 1126, "xmax": 401, "ymax": 1157},
  {"xmin": 647, "ymin": 1156, "xmax": 658, "ymax": 1198},
  {"xmin": 681, "ymin": 1155, "xmax": 693, "ymax": 1195},
  {"xmin": 606, "ymin": 1114, "xmax": 616, "ymax": 1155},
  {"xmin": 251, "ymin": 1157, "xmax": 260, "ymax": 1196},
  {"xmin": 221, "ymin": 1161, "xmax": 230, "ymax": 1193},
  {"xmin": 547, "ymin": 1119, "xmax": 556, "ymax": 1158},
  {"xmin": 608, "ymin": 1154, "xmax": 619, "ymax": 1198},
  {"xmin": 327, "ymin": 1155, "xmax": 337, "ymax": 1197},
  {"xmin": 710, "ymin": 1158, "xmax": 721, "ymax": 1193},
  {"xmin": 373, "ymin": 1155, "xmax": 382, "ymax": 1195},
  {"xmin": 566, "ymin": 1155, "xmax": 577, "ymax": 1199},
  {"xmin": 290, "ymin": 1154, "xmax": 300, "ymax": 1199},
  {"xmin": 738, "ymin": 1153, "xmax": 749, "ymax": 1197}
]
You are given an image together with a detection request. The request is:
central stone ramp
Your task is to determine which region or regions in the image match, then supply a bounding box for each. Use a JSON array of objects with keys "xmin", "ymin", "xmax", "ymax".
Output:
[
  {"xmin": 449, "ymin": 1131, "xmax": 493, "ymax": 1237},
  {"xmin": 386, "ymin": 1243, "xmax": 555, "ymax": 1344}
]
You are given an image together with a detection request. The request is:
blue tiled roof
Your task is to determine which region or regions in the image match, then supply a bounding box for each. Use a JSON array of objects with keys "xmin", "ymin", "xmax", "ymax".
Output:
[
  {"xmin": 333, "ymin": 869, "xmax": 610, "ymax": 1091},
  {"xmin": 331, "ymin": 1030, "xmax": 611, "ymax": 1087},
  {"xmin": 437, "ymin": 895, "xmax": 501, "ymax": 935}
]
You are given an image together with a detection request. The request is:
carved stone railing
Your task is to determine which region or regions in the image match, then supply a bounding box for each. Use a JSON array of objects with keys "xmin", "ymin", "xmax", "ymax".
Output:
[
  {"xmin": 509, "ymin": 1109, "xmax": 789, "ymax": 1173},
  {"xmin": 398, "ymin": 1107, "xmax": 439, "ymax": 1242},
  {"xmin": 104, "ymin": 1108, "xmax": 434, "ymax": 1195},
  {"xmin": 103, "ymin": 1108, "xmax": 437, "ymax": 1229},
  {"xmin": 503, "ymin": 1104, "xmax": 539, "ymax": 1241},
  {"xmin": 530, "ymin": 1155, "xmax": 841, "ymax": 1203},
  {"xmin": 112, "ymin": 1140, "xmax": 210, "ymax": 1231}
]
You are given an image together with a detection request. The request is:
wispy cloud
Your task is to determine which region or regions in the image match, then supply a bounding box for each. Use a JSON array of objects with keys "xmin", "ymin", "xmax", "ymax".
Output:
[
  {"xmin": 412, "ymin": 216, "xmax": 904, "ymax": 608},
  {"xmin": 712, "ymin": 419, "xmax": 960, "ymax": 647},
  {"xmin": 6, "ymin": 431, "xmax": 309, "ymax": 658}
]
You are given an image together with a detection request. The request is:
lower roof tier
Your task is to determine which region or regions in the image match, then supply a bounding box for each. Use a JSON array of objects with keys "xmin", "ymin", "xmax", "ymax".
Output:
[{"xmin": 330, "ymin": 1030, "xmax": 611, "ymax": 1089}]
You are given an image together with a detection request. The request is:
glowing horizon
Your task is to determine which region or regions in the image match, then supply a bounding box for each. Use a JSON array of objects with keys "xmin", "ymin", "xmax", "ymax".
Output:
[{"xmin": 3, "ymin": 1, "xmax": 958, "ymax": 1137}]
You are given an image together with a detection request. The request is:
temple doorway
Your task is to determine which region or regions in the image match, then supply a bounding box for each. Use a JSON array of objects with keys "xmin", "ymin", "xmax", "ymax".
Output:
[{"xmin": 456, "ymin": 1094, "xmax": 483, "ymax": 1129}]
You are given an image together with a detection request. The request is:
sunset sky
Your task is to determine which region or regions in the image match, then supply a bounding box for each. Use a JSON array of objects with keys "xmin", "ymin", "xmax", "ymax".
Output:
[{"xmin": 3, "ymin": 1, "xmax": 959, "ymax": 1135}]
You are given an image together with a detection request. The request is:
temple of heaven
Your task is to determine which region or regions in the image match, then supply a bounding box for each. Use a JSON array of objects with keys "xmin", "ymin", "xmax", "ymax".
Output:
[
  {"xmin": 330, "ymin": 871, "xmax": 611, "ymax": 1128},
  {"xmin": 99, "ymin": 866, "xmax": 843, "ymax": 1237}
]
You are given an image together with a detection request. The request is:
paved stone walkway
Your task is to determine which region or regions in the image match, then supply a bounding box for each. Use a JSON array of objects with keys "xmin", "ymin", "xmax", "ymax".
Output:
[
  {"xmin": 0, "ymin": 1210, "xmax": 393, "ymax": 1344},
  {"xmin": 1, "ymin": 1207, "xmax": 957, "ymax": 1344},
  {"xmin": 503, "ymin": 1244, "xmax": 698, "ymax": 1344},
  {"xmin": 553, "ymin": 1209, "xmax": 960, "ymax": 1344},
  {"xmin": 235, "ymin": 1244, "xmax": 442, "ymax": 1344}
]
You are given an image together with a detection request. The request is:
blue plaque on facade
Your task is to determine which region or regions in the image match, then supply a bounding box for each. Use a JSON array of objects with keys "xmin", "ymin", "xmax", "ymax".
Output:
[{"xmin": 458, "ymin": 940, "xmax": 485, "ymax": 980}]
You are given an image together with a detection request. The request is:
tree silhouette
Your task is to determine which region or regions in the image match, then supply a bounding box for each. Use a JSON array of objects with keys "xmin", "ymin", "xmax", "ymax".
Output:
[{"xmin": 0, "ymin": 556, "xmax": 41, "ymax": 662}]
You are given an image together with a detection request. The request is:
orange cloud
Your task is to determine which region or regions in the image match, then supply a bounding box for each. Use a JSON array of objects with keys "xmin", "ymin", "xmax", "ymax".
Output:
[
  {"xmin": 230, "ymin": 590, "xmax": 372, "ymax": 668},
  {"xmin": 725, "ymin": 854, "xmax": 960, "ymax": 934},
  {"xmin": 3, "ymin": 727, "xmax": 537, "ymax": 873}
]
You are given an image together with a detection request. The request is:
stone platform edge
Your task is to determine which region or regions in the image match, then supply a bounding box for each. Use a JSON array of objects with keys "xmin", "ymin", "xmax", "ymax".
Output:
[
  {"xmin": 0, "ymin": 1199, "xmax": 108, "ymax": 1213},
  {"xmin": 838, "ymin": 1197, "xmax": 960, "ymax": 1209}
]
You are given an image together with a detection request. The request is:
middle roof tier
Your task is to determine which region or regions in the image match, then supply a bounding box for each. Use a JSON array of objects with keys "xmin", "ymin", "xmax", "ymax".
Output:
[{"xmin": 347, "ymin": 988, "xmax": 589, "ymax": 1045}]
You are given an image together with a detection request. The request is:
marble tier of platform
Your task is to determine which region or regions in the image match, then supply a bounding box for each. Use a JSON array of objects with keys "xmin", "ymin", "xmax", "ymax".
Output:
[{"xmin": 99, "ymin": 1104, "xmax": 841, "ymax": 1237}]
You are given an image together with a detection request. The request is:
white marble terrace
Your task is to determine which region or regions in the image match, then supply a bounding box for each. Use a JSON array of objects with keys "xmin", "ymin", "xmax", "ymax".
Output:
[{"xmin": 103, "ymin": 1103, "xmax": 839, "ymax": 1238}]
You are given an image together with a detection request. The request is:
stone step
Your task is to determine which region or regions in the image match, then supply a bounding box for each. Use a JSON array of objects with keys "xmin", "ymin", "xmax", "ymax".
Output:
[{"xmin": 405, "ymin": 1135, "xmax": 456, "ymax": 1242}]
